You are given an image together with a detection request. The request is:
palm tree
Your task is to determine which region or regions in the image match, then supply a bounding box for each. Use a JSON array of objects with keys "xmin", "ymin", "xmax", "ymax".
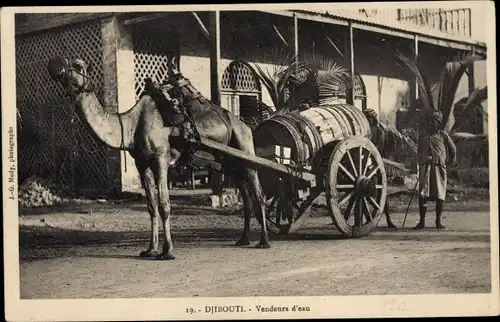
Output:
[
  {"xmin": 284, "ymin": 56, "xmax": 354, "ymax": 110},
  {"xmin": 395, "ymin": 50, "xmax": 488, "ymax": 167},
  {"xmin": 252, "ymin": 47, "xmax": 303, "ymax": 115},
  {"xmin": 253, "ymin": 47, "xmax": 356, "ymax": 112},
  {"xmin": 254, "ymin": 51, "xmax": 418, "ymax": 167}
]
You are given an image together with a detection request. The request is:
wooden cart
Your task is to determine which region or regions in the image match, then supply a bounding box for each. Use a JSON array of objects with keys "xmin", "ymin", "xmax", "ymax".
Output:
[{"xmin": 198, "ymin": 103, "xmax": 388, "ymax": 238}]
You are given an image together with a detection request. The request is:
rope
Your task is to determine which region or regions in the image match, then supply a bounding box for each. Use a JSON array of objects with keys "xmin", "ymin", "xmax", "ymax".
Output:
[{"xmin": 117, "ymin": 113, "xmax": 127, "ymax": 173}]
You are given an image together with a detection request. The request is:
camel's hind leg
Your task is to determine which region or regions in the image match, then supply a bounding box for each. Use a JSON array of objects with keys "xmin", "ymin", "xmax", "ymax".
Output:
[
  {"xmin": 230, "ymin": 123, "xmax": 270, "ymax": 249},
  {"xmin": 136, "ymin": 159, "xmax": 160, "ymax": 257},
  {"xmin": 245, "ymin": 170, "xmax": 270, "ymax": 248},
  {"xmin": 234, "ymin": 178, "xmax": 252, "ymax": 246}
]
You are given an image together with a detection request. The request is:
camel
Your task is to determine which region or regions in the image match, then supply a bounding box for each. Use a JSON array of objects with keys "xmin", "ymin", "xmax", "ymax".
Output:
[{"xmin": 47, "ymin": 56, "xmax": 270, "ymax": 260}]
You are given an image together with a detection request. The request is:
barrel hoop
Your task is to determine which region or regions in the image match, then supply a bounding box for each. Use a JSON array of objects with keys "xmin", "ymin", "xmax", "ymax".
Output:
[
  {"xmin": 307, "ymin": 109, "xmax": 330, "ymax": 145},
  {"xmin": 351, "ymin": 104, "xmax": 371, "ymax": 137},
  {"xmin": 279, "ymin": 115, "xmax": 312, "ymax": 162},
  {"xmin": 271, "ymin": 117, "xmax": 308, "ymax": 164},
  {"xmin": 294, "ymin": 113, "xmax": 323, "ymax": 158},
  {"xmin": 322, "ymin": 105, "xmax": 352, "ymax": 139},
  {"xmin": 334, "ymin": 104, "xmax": 366, "ymax": 137},
  {"xmin": 313, "ymin": 108, "xmax": 344, "ymax": 140},
  {"xmin": 331, "ymin": 104, "xmax": 358, "ymax": 136},
  {"xmin": 348, "ymin": 104, "xmax": 370, "ymax": 137},
  {"xmin": 281, "ymin": 114, "xmax": 320, "ymax": 164}
]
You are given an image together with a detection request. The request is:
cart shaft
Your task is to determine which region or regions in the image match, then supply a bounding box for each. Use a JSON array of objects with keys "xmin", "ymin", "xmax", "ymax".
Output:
[{"xmin": 199, "ymin": 137, "xmax": 317, "ymax": 184}]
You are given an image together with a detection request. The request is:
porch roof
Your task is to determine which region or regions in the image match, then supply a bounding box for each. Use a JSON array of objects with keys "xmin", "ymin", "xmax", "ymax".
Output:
[
  {"xmin": 262, "ymin": 9, "xmax": 487, "ymax": 55},
  {"xmin": 15, "ymin": 10, "xmax": 488, "ymax": 56}
]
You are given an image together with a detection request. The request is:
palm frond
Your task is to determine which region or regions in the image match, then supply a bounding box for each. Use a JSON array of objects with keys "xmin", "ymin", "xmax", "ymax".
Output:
[
  {"xmin": 378, "ymin": 122, "xmax": 418, "ymax": 156},
  {"xmin": 449, "ymin": 131, "xmax": 488, "ymax": 143},
  {"xmin": 447, "ymin": 86, "xmax": 488, "ymax": 132},
  {"xmin": 383, "ymin": 158, "xmax": 412, "ymax": 176},
  {"xmin": 254, "ymin": 63, "xmax": 280, "ymax": 108},
  {"xmin": 438, "ymin": 55, "xmax": 483, "ymax": 129},
  {"xmin": 285, "ymin": 57, "xmax": 353, "ymax": 110},
  {"xmin": 317, "ymin": 64, "xmax": 353, "ymax": 98},
  {"xmin": 284, "ymin": 70, "xmax": 319, "ymax": 110},
  {"xmin": 253, "ymin": 47, "xmax": 303, "ymax": 112},
  {"xmin": 395, "ymin": 50, "xmax": 435, "ymax": 111}
]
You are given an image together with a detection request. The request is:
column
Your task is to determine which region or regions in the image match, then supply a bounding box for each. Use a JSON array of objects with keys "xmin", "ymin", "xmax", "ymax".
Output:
[
  {"xmin": 344, "ymin": 22, "xmax": 355, "ymax": 105},
  {"xmin": 101, "ymin": 16, "xmax": 140, "ymax": 192},
  {"xmin": 414, "ymin": 34, "xmax": 419, "ymax": 101},
  {"xmin": 208, "ymin": 11, "xmax": 224, "ymax": 194},
  {"xmin": 209, "ymin": 11, "xmax": 221, "ymax": 106},
  {"xmin": 101, "ymin": 16, "xmax": 123, "ymax": 193},
  {"xmin": 294, "ymin": 13, "xmax": 299, "ymax": 68}
]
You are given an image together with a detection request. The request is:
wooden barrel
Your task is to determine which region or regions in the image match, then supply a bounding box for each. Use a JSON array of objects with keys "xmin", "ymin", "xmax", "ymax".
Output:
[{"xmin": 253, "ymin": 104, "xmax": 371, "ymax": 197}]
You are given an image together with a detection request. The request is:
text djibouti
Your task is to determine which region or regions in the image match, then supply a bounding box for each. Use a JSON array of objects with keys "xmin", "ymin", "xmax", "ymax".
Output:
[{"xmin": 205, "ymin": 305, "xmax": 245, "ymax": 314}]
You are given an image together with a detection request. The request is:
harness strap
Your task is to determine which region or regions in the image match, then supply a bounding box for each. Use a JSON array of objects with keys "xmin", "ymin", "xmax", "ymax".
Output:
[{"xmin": 180, "ymin": 83, "xmax": 231, "ymax": 145}]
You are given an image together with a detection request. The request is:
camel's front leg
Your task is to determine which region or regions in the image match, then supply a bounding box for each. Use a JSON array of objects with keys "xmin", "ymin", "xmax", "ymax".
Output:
[
  {"xmin": 153, "ymin": 156, "xmax": 175, "ymax": 260},
  {"xmin": 138, "ymin": 164, "xmax": 160, "ymax": 257}
]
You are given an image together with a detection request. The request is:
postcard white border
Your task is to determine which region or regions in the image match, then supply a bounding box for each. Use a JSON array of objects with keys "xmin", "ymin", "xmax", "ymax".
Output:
[{"xmin": 2, "ymin": 2, "xmax": 499, "ymax": 321}]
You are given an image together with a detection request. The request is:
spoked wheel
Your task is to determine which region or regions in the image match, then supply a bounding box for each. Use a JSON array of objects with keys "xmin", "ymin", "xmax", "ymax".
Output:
[
  {"xmin": 326, "ymin": 136, "xmax": 387, "ymax": 238},
  {"xmin": 257, "ymin": 188, "xmax": 320, "ymax": 235}
]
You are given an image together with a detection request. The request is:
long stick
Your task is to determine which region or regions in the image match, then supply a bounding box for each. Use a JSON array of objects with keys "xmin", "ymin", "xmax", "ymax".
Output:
[{"xmin": 402, "ymin": 177, "xmax": 419, "ymax": 228}]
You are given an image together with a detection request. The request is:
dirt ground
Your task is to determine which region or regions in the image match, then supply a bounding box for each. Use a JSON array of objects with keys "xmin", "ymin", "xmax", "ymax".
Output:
[{"xmin": 18, "ymin": 189, "xmax": 492, "ymax": 299}]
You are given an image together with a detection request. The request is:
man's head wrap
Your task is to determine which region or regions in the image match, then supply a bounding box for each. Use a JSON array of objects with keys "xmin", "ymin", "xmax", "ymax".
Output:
[
  {"xmin": 427, "ymin": 110, "xmax": 443, "ymax": 124},
  {"xmin": 298, "ymin": 103, "xmax": 310, "ymax": 111},
  {"xmin": 363, "ymin": 108, "xmax": 378, "ymax": 122}
]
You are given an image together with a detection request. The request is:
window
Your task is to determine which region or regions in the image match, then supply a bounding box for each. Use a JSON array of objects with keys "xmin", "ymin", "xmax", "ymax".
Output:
[{"xmin": 220, "ymin": 60, "xmax": 263, "ymax": 123}]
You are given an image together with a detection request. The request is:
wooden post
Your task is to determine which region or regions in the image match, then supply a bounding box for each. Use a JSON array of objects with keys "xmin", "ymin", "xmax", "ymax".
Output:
[
  {"xmin": 344, "ymin": 22, "xmax": 355, "ymax": 105},
  {"xmin": 208, "ymin": 11, "xmax": 223, "ymax": 194},
  {"xmin": 294, "ymin": 13, "xmax": 299, "ymax": 68},
  {"xmin": 101, "ymin": 16, "xmax": 125, "ymax": 193},
  {"xmin": 113, "ymin": 17, "xmax": 140, "ymax": 192},
  {"xmin": 414, "ymin": 34, "xmax": 419, "ymax": 102},
  {"xmin": 208, "ymin": 11, "xmax": 221, "ymax": 106}
]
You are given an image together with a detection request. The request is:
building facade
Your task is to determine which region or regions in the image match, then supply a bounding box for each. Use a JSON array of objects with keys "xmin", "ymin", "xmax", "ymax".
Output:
[{"xmin": 15, "ymin": 8, "xmax": 488, "ymax": 193}]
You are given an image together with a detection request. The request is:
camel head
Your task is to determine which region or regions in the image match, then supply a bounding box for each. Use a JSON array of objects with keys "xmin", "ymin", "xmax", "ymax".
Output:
[{"xmin": 47, "ymin": 57, "xmax": 93, "ymax": 94}]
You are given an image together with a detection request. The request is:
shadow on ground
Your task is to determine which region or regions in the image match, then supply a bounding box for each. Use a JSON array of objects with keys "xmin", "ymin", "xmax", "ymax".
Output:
[
  {"xmin": 19, "ymin": 197, "xmax": 490, "ymax": 218},
  {"xmin": 20, "ymin": 223, "xmax": 490, "ymax": 261}
]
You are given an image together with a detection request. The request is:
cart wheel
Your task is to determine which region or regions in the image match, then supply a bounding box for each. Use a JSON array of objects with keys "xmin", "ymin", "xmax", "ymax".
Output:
[
  {"xmin": 326, "ymin": 136, "xmax": 387, "ymax": 238},
  {"xmin": 257, "ymin": 190, "xmax": 320, "ymax": 235}
]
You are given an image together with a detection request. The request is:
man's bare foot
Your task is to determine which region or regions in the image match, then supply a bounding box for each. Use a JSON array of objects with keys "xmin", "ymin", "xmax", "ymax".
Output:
[{"xmin": 412, "ymin": 222, "xmax": 425, "ymax": 230}]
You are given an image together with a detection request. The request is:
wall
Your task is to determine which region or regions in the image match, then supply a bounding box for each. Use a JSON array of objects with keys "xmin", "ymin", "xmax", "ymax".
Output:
[
  {"xmin": 15, "ymin": 17, "xmax": 122, "ymax": 194},
  {"xmin": 115, "ymin": 11, "xmax": 480, "ymax": 191},
  {"xmin": 469, "ymin": 7, "xmax": 488, "ymax": 43}
]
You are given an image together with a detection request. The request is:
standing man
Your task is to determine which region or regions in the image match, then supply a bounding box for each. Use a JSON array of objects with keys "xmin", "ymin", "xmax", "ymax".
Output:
[
  {"xmin": 414, "ymin": 110, "xmax": 457, "ymax": 230},
  {"xmin": 363, "ymin": 108, "xmax": 397, "ymax": 228}
]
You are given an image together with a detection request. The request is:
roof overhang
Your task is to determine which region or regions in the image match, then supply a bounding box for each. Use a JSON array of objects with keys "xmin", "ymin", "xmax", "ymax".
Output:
[
  {"xmin": 15, "ymin": 9, "xmax": 487, "ymax": 57},
  {"xmin": 260, "ymin": 9, "xmax": 487, "ymax": 55}
]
